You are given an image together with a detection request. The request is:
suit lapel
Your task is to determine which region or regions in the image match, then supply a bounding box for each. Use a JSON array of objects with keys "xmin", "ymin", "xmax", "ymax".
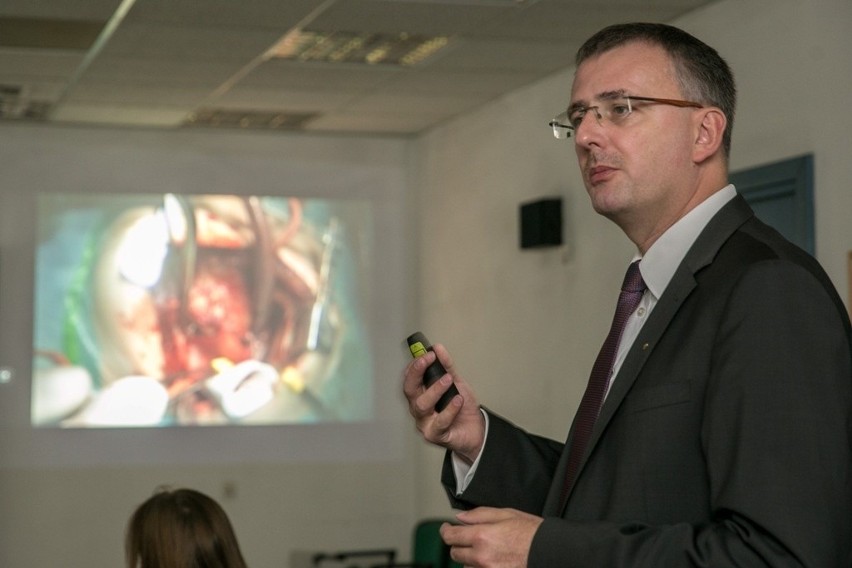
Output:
[{"xmin": 557, "ymin": 195, "xmax": 755, "ymax": 512}]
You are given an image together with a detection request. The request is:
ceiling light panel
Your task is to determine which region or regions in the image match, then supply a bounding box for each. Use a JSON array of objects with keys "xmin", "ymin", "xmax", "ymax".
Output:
[
  {"xmin": 268, "ymin": 30, "xmax": 449, "ymax": 67},
  {"xmin": 184, "ymin": 108, "xmax": 320, "ymax": 130}
]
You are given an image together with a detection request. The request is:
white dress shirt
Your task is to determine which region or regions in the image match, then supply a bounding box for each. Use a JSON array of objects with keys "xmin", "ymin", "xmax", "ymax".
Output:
[{"xmin": 452, "ymin": 185, "xmax": 738, "ymax": 494}]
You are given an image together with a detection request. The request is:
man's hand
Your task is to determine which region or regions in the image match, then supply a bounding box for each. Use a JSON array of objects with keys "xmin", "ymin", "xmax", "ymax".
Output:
[
  {"xmin": 402, "ymin": 343, "xmax": 485, "ymax": 463},
  {"xmin": 440, "ymin": 507, "xmax": 543, "ymax": 568}
]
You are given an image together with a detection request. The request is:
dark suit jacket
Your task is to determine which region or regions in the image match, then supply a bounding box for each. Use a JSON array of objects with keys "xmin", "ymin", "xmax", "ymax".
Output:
[{"xmin": 442, "ymin": 195, "xmax": 852, "ymax": 566}]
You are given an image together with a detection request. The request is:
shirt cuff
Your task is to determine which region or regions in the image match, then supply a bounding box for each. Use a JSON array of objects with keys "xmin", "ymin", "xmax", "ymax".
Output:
[{"xmin": 451, "ymin": 408, "xmax": 490, "ymax": 495}]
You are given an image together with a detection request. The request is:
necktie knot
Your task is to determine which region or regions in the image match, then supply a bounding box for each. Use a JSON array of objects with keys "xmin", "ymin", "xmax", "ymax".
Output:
[{"xmin": 621, "ymin": 260, "xmax": 646, "ymax": 294}]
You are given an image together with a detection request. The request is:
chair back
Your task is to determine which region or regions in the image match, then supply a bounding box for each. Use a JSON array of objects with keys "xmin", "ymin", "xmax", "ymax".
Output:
[{"xmin": 411, "ymin": 519, "xmax": 461, "ymax": 568}]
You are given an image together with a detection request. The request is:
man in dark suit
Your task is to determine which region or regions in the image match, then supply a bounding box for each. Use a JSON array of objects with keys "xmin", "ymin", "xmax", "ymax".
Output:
[{"xmin": 402, "ymin": 23, "xmax": 852, "ymax": 567}]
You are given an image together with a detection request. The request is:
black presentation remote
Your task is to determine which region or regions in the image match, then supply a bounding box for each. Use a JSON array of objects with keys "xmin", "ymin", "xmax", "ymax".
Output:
[{"xmin": 406, "ymin": 331, "xmax": 460, "ymax": 412}]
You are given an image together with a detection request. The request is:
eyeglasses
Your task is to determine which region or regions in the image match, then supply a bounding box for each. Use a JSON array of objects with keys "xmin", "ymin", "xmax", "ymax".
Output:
[{"xmin": 549, "ymin": 95, "xmax": 704, "ymax": 139}]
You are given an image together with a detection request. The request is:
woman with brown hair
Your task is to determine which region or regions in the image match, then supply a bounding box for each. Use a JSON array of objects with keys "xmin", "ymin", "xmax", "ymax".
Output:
[{"xmin": 126, "ymin": 487, "xmax": 248, "ymax": 568}]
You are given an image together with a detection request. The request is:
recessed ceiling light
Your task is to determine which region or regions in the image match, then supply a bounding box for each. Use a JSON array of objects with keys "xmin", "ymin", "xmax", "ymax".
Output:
[
  {"xmin": 266, "ymin": 29, "xmax": 450, "ymax": 67},
  {"xmin": 184, "ymin": 109, "xmax": 319, "ymax": 130}
]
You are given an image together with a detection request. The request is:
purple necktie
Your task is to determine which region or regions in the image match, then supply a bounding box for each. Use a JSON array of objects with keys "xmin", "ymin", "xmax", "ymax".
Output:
[{"xmin": 560, "ymin": 260, "xmax": 646, "ymax": 506}]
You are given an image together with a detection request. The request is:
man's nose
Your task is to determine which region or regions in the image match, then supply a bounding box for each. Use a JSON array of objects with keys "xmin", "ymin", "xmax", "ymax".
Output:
[{"xmin": 574, "ymin": 113, "xmax": 606, "ymax": 148}]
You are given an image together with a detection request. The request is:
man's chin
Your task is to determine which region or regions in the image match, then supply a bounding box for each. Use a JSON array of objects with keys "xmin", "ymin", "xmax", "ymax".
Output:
[{"xmin": 587, "ymin": 186, "xmax": 623, "ymax": 216}]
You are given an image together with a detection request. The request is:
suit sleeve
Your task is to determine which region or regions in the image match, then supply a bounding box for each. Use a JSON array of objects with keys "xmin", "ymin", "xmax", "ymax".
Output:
[
  {"xmin": 441, "ymin": 409, "xmax": 564, "ymax": 514},
  {"xmin": 527, "ymin": 260, "xmax": 852, "ymax": 567}
]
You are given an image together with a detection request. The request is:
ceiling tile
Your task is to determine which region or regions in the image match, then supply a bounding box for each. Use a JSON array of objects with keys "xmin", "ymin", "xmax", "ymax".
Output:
[
  {"xmin": 0, "ymin": 49, "xmax": 86, "ymax": 78},
  {"xmin": 239, "ymin": 59, "xmax": 403, "ymax": 92},
  {"xmin": 212, "ymin": 87, "xmax": 355, "ymax": 113},
  {"xmin": 0, "ymin": 0, "xmax": 123, "ymax": 21},
  {"xmin": 81, "ymin": 56, "xmax": 247, "ymax": 87},
  {"xmin": 123, "ymin": 0, "xmax": 322, "ymax": 29},
  {"xmin": 308, "ymin": 0, "xmax": 520, "ymax": 36},
  {"xmin": 63, "ymin": 82, "xmax": 213, "ymax": 106},
  {"xmin": 98, "ymin": 23, "xmax": 283, "ymax": 61}
]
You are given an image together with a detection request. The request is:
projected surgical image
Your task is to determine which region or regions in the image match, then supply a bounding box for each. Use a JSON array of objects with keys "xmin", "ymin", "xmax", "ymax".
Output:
[{"xmin": 32, "ymin": 193, "xmax": 373, "ymax": 428}]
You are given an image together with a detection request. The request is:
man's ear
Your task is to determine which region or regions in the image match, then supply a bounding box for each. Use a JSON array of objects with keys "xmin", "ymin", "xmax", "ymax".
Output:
[{"xmin": 692, "ymin": 108, "xmax": 726, "ymax": 163}]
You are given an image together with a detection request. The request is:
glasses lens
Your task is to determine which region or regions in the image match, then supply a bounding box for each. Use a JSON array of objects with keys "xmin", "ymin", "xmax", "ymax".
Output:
[
  {"xmin": 568, "ymin": 108, "xmax": 586, "ymax": 129},
  {"xmin": 607, "ymin": 98, "xmax": 633, "ymax": 124},
  {"xmin": 549, "ymin": 112, "xmax": 572, "ymax": 139},
  {"xmin": 565, "ymin": 98, "xmax": 633, "ymax": 133}
]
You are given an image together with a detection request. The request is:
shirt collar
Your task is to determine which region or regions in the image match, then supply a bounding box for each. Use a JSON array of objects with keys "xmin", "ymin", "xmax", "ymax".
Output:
[{"xmin": 636, "ymin": 184, "xmax": 737, "ymax": 299}]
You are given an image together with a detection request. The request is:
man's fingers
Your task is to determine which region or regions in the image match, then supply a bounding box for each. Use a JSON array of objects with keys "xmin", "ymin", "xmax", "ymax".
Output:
[
  {"xmin": 402, "ymin": 350, "xmax": 435, "ymax": 397},
  {"xmin": 432, "ymin": 343, "xmax": 455, "ymax": 374},
  {"xmin": 412, "ymin": 373, "xmax": 455, "ymax": 414},
  {"xmin": 440, "ymin": 521, "xmax": 467, "ymax": 546},
  {"xmin": 455, "ymin": 506, "xmax": 511, "ymax": 525}
]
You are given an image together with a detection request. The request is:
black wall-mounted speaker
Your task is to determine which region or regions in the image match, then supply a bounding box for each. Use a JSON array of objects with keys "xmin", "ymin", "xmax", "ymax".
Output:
[{"xmin": 519, "ymin": 197, "xmax": 562, "ymax": 249}]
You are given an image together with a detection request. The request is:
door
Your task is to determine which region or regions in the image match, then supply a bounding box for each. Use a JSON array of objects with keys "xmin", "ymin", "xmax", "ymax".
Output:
[{"xmin": 730, "ymin": 154, "xmax": 814, "ymax": 255}]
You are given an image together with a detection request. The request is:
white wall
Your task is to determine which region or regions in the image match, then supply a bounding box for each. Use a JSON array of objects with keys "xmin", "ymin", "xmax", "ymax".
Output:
[
  {"xmin": 1, "ymin": 0, "xmax": 851, "ymax": 565},
  {"xmin": 411, "ymin": 0, "xmax": 852, "ymax": 516}
]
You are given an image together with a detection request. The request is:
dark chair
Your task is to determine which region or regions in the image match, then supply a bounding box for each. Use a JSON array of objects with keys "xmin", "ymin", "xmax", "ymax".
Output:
[
  {"xmin": 372, "ymin": 519, "xmax": 461, "ymax": 568},
  {"xmin": 312, "ymin": 548, "xmax": 396, "ymax": 568},
  {"xmin": 312, "ymin": 519, "xmax": 460, "ymax": 568}
]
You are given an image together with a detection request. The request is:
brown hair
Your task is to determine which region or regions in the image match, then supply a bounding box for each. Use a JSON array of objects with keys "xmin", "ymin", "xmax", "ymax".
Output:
[
  {"xmin": 576, "ymin": 22, "xmax": 736, "ymax": 159},
  {"xmin": 125, "ymin": 487, "xmax": 248, "ymax": 568}
]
